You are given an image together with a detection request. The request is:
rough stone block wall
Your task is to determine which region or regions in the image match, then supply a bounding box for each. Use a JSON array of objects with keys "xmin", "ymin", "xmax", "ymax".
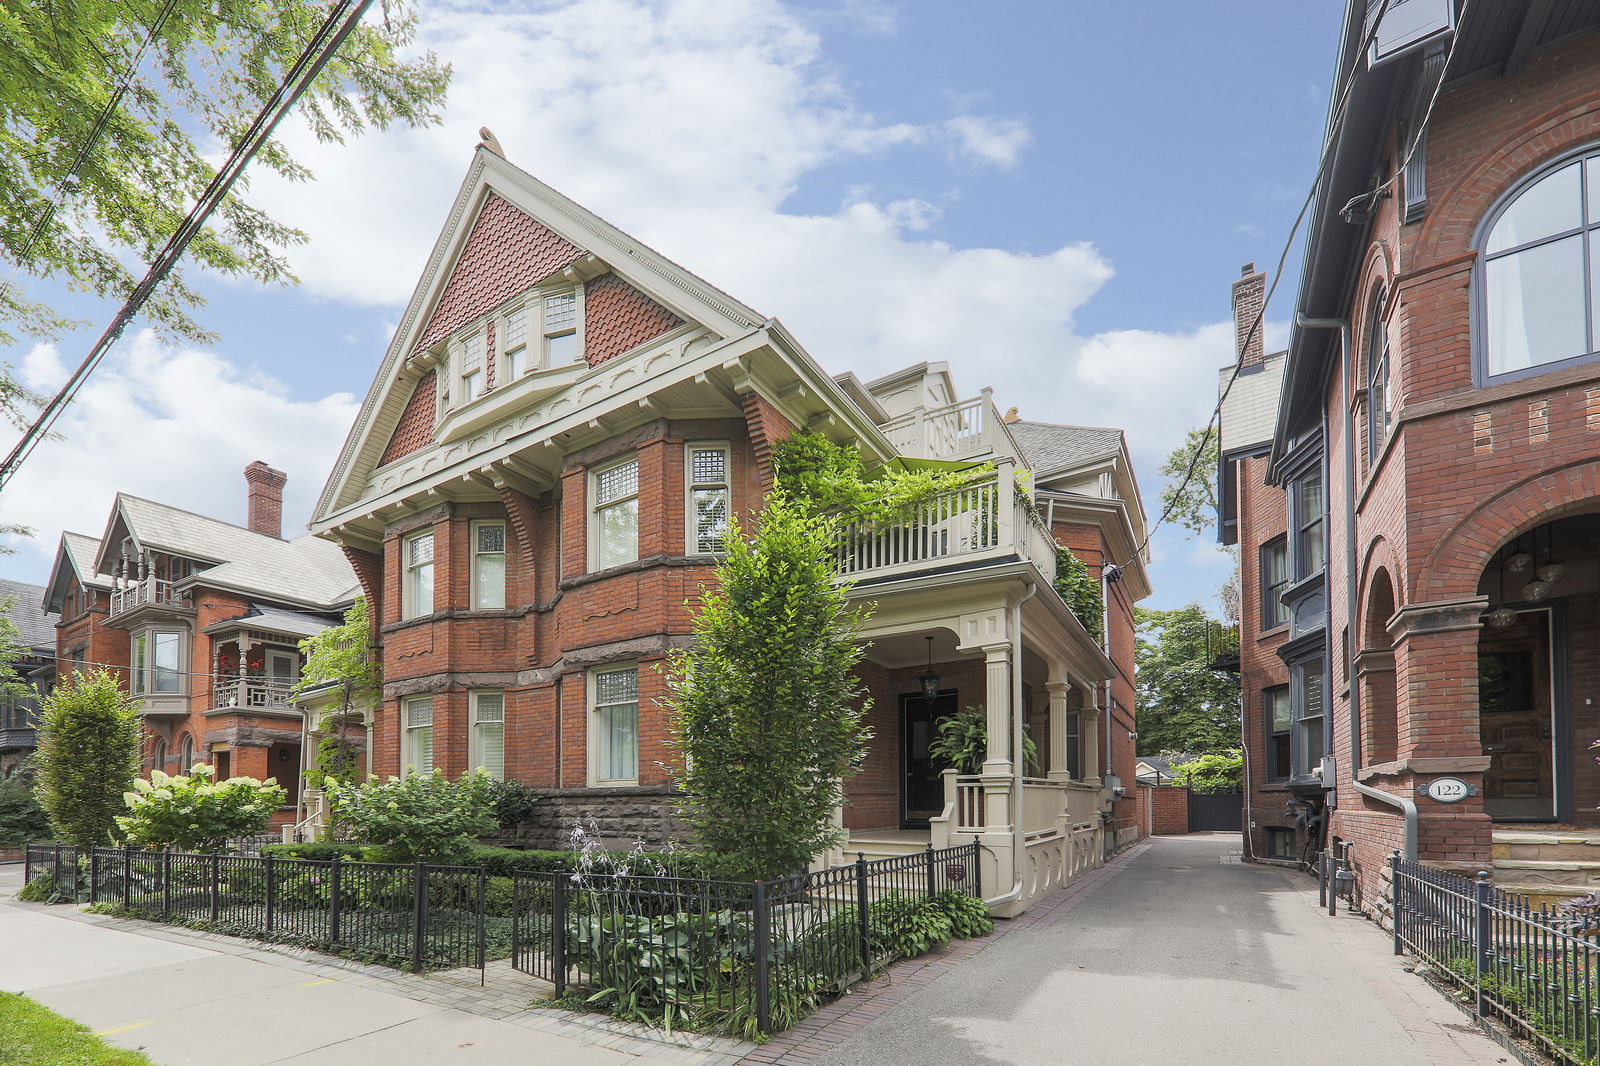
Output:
[{"xmin": 511, "ymin": 785, "xmax": 688, "ymax": 850}]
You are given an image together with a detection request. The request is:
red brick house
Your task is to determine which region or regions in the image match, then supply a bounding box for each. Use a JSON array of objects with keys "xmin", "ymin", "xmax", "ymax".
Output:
[
  {"xmin": 1231, "ymin": 2, "xmax": 1600, "ymax": 906},
  {"xmin": 308, "ymin": 144, "xmax": 1152, "ymax": 912},
  {"xmin": 42, "ymin": 468, "xmax": 359, "ymax": 829}
]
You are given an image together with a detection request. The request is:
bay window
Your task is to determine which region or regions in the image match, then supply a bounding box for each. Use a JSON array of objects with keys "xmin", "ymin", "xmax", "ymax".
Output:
[
  {"xmin": 1260, "ymin": 537, "xmax": 1289, "ymax": 629},
  {"xmin": 592, "ymin": 457, "xmax": 639, "ymax": 570},
  {"xmin": 404, "ymin": 530, "xmax": 435, "ymax": 618},
  {"xmin": 1293, "ymin": 659, "xmax": 1325, "ymax": 779},
  {"xmin": 1292, "ymin": 465, "xmax": 1325, "ymax": 579},
  {"xmin": 132, "ymin": 628, "xmax": 184, "ymax": 695},
  {"xmin": 1265, "ymin": 686, "xmax": 1290, "ymax": 781}
]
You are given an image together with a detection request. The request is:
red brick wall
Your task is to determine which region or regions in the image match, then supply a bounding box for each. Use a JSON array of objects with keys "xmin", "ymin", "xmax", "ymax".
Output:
[{"xmin": 1150, "ymin": 786, "xmax": 1189, "ymax": 835}]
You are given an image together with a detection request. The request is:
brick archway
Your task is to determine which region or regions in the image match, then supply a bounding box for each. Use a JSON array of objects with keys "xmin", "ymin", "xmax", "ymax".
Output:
[{"xmin": 1416, "ymin": 459, "xmax": 1600, "ymax": 601}]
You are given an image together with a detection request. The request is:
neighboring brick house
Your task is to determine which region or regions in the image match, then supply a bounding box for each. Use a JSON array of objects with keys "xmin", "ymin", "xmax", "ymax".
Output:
[
  {"xmin": 0, "ymin": 578, "xmax": 58, "ymax": 777},
  {"xmin": 1232, "ymin": 3, "xmax": 1600, "ymax": 908},
  {"xmin": 309, "ymin": 145, "xmax": 1152, "ymax": 912},
  {"xmin": 41, "ymin": 468, "xmax": 360, "ymax": 829}
]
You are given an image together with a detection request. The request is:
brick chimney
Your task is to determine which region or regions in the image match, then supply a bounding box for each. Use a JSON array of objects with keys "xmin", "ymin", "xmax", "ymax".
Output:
[
  {"xmin": 244, "ymin": 462, "xmax": 287, "ymax": 538},
  {"xmin": 1232, "ymin": 262, "xmax": 1267, "ymax": 368}
]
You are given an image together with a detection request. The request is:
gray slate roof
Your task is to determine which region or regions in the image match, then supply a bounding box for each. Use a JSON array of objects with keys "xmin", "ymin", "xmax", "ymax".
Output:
[
  {"xmin": 1218, "ymin": 352, "xmax": 1287, "ymax": 456},
  {"xmin": 0, "ymin": 578, "xmax": 57, "ymax": 651},
  {"xmin": 106, "ymin": 495, "xmax": 358, "ymax": 609},
  {"xmin": 63, "ymin": 532, "xmax": 113, "ymax": 589},
  {"xmin": 202, "ymin": 605, "xmax": 335, "ymax": 640},
  {"xmin": 1009, "ymin": 421, "xmax": 1123, "ymax": 475}
]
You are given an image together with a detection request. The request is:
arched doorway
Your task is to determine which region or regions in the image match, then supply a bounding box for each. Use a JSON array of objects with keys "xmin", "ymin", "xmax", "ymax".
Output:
[{"xmin": 1475, "ymin": 514, "xmax": 1598, "ymax": 823}]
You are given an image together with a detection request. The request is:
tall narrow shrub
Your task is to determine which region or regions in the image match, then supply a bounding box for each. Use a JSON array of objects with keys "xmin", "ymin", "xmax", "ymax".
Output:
[
  {"xmin": 665, "ymin": 496, "xmax": 872, "ymax": 882},
  {"xmin": 34, "ymin": 670, "xmax": 142, "ymax": 846}
]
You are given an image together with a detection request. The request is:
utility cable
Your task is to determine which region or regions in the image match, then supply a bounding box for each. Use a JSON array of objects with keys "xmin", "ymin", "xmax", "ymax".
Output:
[{"xmin": 0, "ymin": 0, "xmax": 376, "ymax": 492}]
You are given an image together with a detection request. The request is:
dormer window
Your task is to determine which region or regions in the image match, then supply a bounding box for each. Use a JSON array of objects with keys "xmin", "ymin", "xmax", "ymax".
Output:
[
  {"xmin": 500, "ymin": 306, "xmax": 528, "ymax": 380},
  {"xmin": 458, "ymin": 328, "xmax": 486, "ymax": 403},
  {"xmin": 544, "ymin": 291, "xmax": 579, "ymax": 363},
  {"xmin": 494, "ymin": 287, "xmax": 582, "ymax": 380}
]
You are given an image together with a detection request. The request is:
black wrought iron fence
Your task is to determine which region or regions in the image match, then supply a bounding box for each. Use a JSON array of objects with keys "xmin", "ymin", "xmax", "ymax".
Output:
[
  {"xmin": 510, "ymin": 841, "xmax": 982, "ymax": 1034},
  {"xmin": 24, "ymin": 844, "xmax": 486, "ymax": 976},
  {"xmin": 23, "ymin": 843, "xmax": 84, "ymax": 903},
  {"xmin": 1392, "ymin": 854, "xmax": 1600, "ymax": 1065}
]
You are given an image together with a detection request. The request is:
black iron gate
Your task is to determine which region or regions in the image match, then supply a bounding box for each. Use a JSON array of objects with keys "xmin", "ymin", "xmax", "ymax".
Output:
[{"xmin": 1187, "ymin": 790, "xmax": 1243, "ymax": 832}]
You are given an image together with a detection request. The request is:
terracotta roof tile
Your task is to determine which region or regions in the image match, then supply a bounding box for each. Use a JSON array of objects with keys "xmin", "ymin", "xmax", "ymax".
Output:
[
  {"xmin": 380, "ymin": 371, "xmax": 437, "ymax": 465},
  {"xmin": 584, "ymin": 272, "xmax": 684, "ymax": 366}
]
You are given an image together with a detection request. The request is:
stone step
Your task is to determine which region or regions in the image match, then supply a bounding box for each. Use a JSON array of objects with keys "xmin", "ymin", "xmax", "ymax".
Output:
[
  {"xmin": 1491, "ymin": 883, "xmax": 1597, "ymax": 910},
  {"xmin": 1491, "ymin": 858, "xmax": 1600, "ymax": 887},
  {"xmin": 1493, "ymin": 830, "xmax": 1600, "ymax": 864}
]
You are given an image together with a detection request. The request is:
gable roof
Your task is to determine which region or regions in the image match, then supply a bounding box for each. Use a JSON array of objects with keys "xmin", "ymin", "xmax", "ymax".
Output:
[
  {"xmin": 42, "ymin": 532, "xmax": 113, "ymax": 615},
  {"xmin": 1009, "ymin": 422, "xmax": 1123, "ymax": 475},
  {"xmin": 95, "ymin": 494, "xmax": 356, "ymax": 610},
  {"xmin": 0, "ymin": 578, "xmax": 57, "ymax": 651},
  {"xmin": 201, "ymin": 605, "xmax": 336, "ymax": 641},
  {"xmin": 313, "ymin": 147, "xmax": 771, "ymax": 525}
]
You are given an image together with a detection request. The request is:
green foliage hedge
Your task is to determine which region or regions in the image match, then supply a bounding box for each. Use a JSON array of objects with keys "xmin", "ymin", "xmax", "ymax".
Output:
[{"xmin": 259, "ymin": 842, "xmax": 715, "ymax": 879}]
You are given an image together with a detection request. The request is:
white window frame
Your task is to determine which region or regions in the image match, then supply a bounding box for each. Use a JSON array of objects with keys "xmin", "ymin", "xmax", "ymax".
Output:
[
  {"xmin": 496, "ymin": 304, "xmax": 529, "ymax": 382},
  {"xmin": 493, "ymin": 286, "xmax": 585, "ymax": 378},
  {"xmin": 685, "ymin": 442, "xmax": 731, "ymax": 555},
  {"xmin": 456, "ymin": 328, "xmax": 487, "ymax": 405},
  {"xmin": 588, "ymin": 665, "xmax": 639, "ymax": 786},
  {"xmin": 471, "ymin": 520, "xmax": 507, "ymax": 610},
  {"xmin": 590, "ymin": 455, "xmax": 640, "ymax": 571},
  {"xmin": 542, "ymin": 288, "xmax": 582, "ymax": 365},
  {"xmin": 403, "ymin": 530, "xmax": 435, "ymax": 619},
  {"xmin": 404, "ymin": 695, "xmax": 435, "ymax": 776},
  {"xmin": 132, "ymin": 627, "xmax": 186, "ymax": 696},
  {"xmin": 470, "ymin": 690, "xmax": 506, "ymax": 779}
]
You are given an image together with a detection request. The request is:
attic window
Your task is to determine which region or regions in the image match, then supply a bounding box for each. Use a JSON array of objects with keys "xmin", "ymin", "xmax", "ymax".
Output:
[
  {"xmin": 494, "ymin": 287, "xmax": 583, "ymax": 379},
  {"xmin": 458, "ymin": 329, "xmax": 486, "ymax": 403}
]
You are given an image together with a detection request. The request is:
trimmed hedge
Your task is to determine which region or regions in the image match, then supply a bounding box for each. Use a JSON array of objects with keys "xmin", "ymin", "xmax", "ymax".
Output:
[{"xmin": 260, "ymin": 842, "xmax": 366, "ymax": 861}]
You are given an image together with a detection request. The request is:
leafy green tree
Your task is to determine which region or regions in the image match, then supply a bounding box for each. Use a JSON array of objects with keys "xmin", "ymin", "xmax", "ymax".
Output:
[
  {"xmin": 1133, "ymin": 605, "xmax": 1240, "ymax": 756},
  {"xmin": 0, "ymin": 758, "xmax": 52, "ymax": 847},
  {"xmin": 117, "ymin": 764, "xmax": 285, "ymax": 852},
  {"xmin": 324, "ymin": 770, "xmax": 496, "ymax": 864},
  {"xmin": 293, "ymin": 597, "xmax": 379, "ymax": 787},
  {"xmin": 1167, "ymin": 751, "xmax": 1244, "ymax": 794},
  {"xmin": 665, "ymin": 497, "xmax": 872, "ymax": 882},
  {"xmin": 0, "ymin": 1, "xmax": 451, "ymax": 350},
  {"xmin": 33, "ymin": 670, "xmax": 142, "ymax": 846},
  {"xmin": 1158, "ymin": 427, "xmax": 1221, "ymax": 538}
]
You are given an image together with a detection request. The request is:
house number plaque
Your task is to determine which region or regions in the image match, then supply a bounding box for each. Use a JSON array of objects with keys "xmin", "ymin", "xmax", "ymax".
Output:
[{"xmin": 1416, "ymin": 777, "xmax": 1478, "ymax": 803}]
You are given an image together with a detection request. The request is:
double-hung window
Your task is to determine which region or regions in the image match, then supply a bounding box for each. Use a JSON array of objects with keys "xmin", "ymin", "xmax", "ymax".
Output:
[
  {"xmin": 471, "ymin": 691, "xmax": 505, "ymax": 779},
  {"xmin": 591, "ymin": 666, "xmax": 639, "ymax": 784},
  {"xmin": 687, "ymin": 443, "xmax": 730, "ymax": 554},
  {"xmin": 459, "ymin": 329, "xmax": 486, "ymax": 403},
  {"xmin": 1293, "ymin": 467, "xmax": 1326, "ymax": 579},
  {"xmin": 404, "ymin": 531, "xmax": 435, "ymax": 618},
  {"xmin": 1064, "ymin": 712, "xmax": 1081, "ymax": 780},
  {"xmin": 1293, "ymin": 660, "xmax": 1325, "ymax": 779},
  {"xmin": 472, "ymin": 521, "xmax": 506, "ymax": 610},
  {"xmin": 1367, "ymin": 289, "xmax": 1392, "ymax": 461},
  {"xmin": 499, "ymin": 306, "xmax": 528, "ymax": 381},
  {"xmin": 544, "ymin": 291, "xmax": 579, "ymax": 364},
  {"xmin": 1260, "ymin": 537, "xmax": 1289, "ymax": 629},
  {"xmin": 592, "ymin": 457, "xmax": 640, "ymax": 570},
  {"xmin": 1265, "ymin": 687, "xmax": 1290, "ymax": 781},
  {"xmin": 404, "ymin": 695, "xmax": 434, "ymax": 775}
]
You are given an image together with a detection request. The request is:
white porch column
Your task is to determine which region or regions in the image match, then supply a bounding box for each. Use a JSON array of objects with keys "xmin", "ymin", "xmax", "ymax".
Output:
[
  {"xmin": 982, "ymin": 643, "xmax": 1013, "ymax": 771},
  {"xmin": 1046, "ymin": 676, "xmax": 1072, "ymax": 784},
  {"xmin": 1081, "ymin": 689, "xmax": 1101, "ymax": 786}
]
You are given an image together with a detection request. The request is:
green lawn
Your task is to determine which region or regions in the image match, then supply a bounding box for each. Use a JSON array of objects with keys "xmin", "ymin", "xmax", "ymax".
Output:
[{"xmin": 0, "ymin": 993, "xmax": 161, "ymax": 1066}]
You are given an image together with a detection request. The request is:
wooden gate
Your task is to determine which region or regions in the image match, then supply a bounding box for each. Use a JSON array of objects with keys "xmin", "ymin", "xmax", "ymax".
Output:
[{"xmin": 1187, "ymin": 790, "xmax": 1243, "ymax": 832}]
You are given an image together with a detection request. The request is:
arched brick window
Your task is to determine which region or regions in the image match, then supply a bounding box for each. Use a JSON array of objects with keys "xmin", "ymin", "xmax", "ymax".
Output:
[
  {"xmin": 1366, "ymin": 287, "xmax": 1392, "ymax": 463},
  {"xmin": 1360, "ymin": 569, "xmax": 1398, "ymax": 766}
]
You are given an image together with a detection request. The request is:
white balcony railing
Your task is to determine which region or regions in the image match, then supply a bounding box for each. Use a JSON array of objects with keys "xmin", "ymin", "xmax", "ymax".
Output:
[
  {"xmin": 214, "ymin": 677, "xmax": 296, "ymax": 711},
  {"xmin": 879, "ymin": 389, "xmax": 1026, "ymax": 464},
  {"xmin": 109, "ymin": 578, "xmax": 180, "ymax": 617},
  {"xmin": 835, "ymin": 461, "xmax": 1059, "ymax": 585}
]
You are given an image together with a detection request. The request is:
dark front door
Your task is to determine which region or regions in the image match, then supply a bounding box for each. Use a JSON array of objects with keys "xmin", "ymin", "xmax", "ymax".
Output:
[
  {"xmin": 902, "ymin": 691, "xmax": 957, "ymax": 828},
  {"xmin": 1479, "ymin": 609, "xmax": 1555, "ymax": 822}
]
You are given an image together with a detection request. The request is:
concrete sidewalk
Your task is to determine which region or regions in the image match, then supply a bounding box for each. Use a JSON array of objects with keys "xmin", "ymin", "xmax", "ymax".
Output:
[
  {"xmin": 0, "ymin": 863, "xmax": 749, "ymax": 1066},
  {"xmin": 789, "ymin": 836, "xmax": 1512, "ymax": 1066}
]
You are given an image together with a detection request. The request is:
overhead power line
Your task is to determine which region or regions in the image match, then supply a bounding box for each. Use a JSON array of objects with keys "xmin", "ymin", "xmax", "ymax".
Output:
[{"xmin": 0, "ymin": 0, "xmax": 377, "ymax": 492}]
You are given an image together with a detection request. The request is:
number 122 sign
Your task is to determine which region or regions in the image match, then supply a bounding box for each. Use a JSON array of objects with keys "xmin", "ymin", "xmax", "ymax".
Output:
[{"xmin": 1418, "ymin": 777, "xmax": 1475, "ymax": 803}]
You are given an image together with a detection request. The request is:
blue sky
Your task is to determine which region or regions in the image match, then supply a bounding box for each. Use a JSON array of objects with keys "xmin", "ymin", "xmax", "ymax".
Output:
[{"xmin": 0, "ymin": 0, "xmax": 1344, "ymax": 613}]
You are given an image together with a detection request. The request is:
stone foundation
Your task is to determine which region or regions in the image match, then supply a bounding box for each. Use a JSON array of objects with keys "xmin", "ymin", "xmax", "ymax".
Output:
[{"xmin": 502, "ymin": 785, "xmax": 689, "ymax": 850}]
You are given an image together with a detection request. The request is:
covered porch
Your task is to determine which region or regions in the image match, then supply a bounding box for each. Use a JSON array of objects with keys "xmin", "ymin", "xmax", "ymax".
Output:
[{"xmin": 826, "ymin": 569, "xmax": 1116, "ymax": 915}]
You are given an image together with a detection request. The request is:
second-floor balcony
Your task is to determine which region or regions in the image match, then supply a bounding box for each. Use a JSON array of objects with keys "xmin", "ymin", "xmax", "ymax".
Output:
[
  {"xmin": 879, "ymin": 389, "xmax": 1024, "ymax": 464},
  {"xmin": 835, "ymin": 461, "xmax": 1058, "ymax": 586},
  {"xmin": 213, "ymin": 677, "xmax": 297, "ymax": 713},
  {"xmin": 109, "ymin": 578, "xmax": 182, "ymax": 618}
]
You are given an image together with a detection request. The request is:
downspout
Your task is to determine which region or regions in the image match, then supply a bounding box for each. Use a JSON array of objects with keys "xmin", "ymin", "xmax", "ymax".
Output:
[{"xmin": 1298, "ymin": 312, "xmax": 1416, "ymax": 863}]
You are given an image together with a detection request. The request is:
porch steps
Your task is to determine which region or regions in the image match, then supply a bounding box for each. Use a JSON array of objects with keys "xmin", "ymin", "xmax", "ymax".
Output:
[
  {"xmin": 1491, "ymin": 830, "xmax": 1600, "ymax": 906},
  {"xmin": 843, "ymin": 834, "xmax": 932, "ymax": 861}
]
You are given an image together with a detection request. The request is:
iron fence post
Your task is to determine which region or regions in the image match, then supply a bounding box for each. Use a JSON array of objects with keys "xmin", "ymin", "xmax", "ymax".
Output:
[
  {"xmin": 90, "ymin": 848, "xmax": 100, "ymax": 904},
  {"xmin": 122, "ymin": 848, "xmax": 132, "ymax": 911},
  {"xmin": 23, "ymin": 844, "xmax": 31, "ymax": 887},
  {"xmin": 412, "ymin": 862, "xmax": 427, "ymax": 974},
  {"xmin": 264, "ymin": 854, "xmax": 276, "ymax": 934},
  {"xmin": 477, "ymin": 867, "xmax": 487, "ymax": 983},
  {"xmin": 971, "ymin": 840, "xmax": 981, "ymax": 898},
  {"xmin": 855, "ymin": 852, "xmax": 870, "ymax": 974},
  {"xmin": 1319, "ymin": 851, "xmax": 1327, "ymax": 909},
  {"xmin": 510, "ymin": 875, "xmax": 522, "ymax": 975},
  {"xmin": 329, "ymin": 856, "xmax": 343, "ymax": 945},
  {"xmin": 753, "ymin": 879, "xmax": 771, "ymax": 1035},
  {"xmin": 925, "ymin": 842, "xmax": 936, "ymax": 899},
  {"xmin": 209, "ymin": 853, "xmax": 220, "ymax": 922},
  {"xmin": 53, "ymin": 845, "xmax": 61, "ymax": 900},
  {"xmin": 1474, "ymin": 870, "xmax": 1492, "ymax": 1017},
  {"xmin": 162, "ymin": 849, "xmax": 171, "ymax": 919},
  {"xmin": 552, "ymin": 873, "xmax": 567, "ymax": 997},
  {"xmin": 1390, "ymin": 850, "xmax": 1402, "ymax": 956}
]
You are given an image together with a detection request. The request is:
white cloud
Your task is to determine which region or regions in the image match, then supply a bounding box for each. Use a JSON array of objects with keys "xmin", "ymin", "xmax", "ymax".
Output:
[
  {"xmin": 1, "ymin": 334, "xmax": 358, "ymax": 569},
  {"xmin": 942, "ymin": 115, "xmax": 1032, "ymax": 168}
]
